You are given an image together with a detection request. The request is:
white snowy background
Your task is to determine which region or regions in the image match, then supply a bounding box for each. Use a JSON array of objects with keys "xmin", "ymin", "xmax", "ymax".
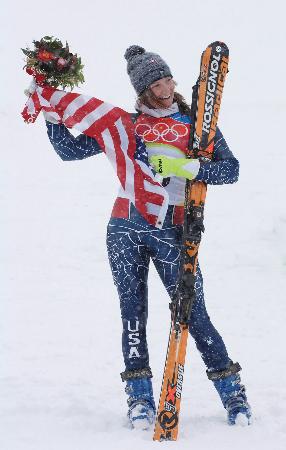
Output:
[{"xmin": 1, "ymin": 0, "xmax": 286, "ymax": 449}]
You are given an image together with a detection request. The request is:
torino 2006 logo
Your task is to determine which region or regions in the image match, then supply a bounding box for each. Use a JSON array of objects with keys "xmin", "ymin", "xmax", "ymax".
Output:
[{"xmin": 135, "ymin": 122, "xmax": 188, "ymax": 143}]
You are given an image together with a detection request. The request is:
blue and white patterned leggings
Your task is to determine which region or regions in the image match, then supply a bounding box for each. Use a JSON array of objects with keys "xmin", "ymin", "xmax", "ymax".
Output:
[{"xmin": 107, "ymin": 206, "xmax": 231, "ymax": 374}]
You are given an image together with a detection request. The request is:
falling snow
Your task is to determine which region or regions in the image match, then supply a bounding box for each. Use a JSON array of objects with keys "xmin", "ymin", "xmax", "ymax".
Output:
[{"xmin": 1, "ymin": 1, "xmax": 286, "ymax": 449}]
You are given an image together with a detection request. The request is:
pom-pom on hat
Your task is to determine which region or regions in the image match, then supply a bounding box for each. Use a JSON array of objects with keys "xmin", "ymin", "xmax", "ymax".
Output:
[{"xmin": 124, "ymin": 45, "xmax": 172, "ymax": 95}]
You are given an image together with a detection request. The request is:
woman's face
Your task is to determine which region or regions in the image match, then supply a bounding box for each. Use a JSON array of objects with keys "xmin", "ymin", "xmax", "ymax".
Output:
[{"xmin": 149, "ymin": 77, "xmax": 175, "ymax": 108}]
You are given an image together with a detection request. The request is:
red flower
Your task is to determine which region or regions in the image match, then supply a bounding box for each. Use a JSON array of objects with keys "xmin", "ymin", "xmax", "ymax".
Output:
[
  {"xmin": 25, "ymin": 67, "xmax": 46, "ymax": 85},
  {"xmin": 35, "ymin": 73, "xmax": 46, "ymax": 85},
  {"xmin": 38, "ymin": 50, "xmax": 54, "ymax": 61},
  {"xmin": 26, "ymin": 67, "xmax": 35, "ymax": 76}
]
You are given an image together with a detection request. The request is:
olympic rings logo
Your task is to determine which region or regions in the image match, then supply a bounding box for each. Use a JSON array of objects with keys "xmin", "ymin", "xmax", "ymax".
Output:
[{"xmin": 135, "ymin": 122, "xmax": 189, "ymax": 143}]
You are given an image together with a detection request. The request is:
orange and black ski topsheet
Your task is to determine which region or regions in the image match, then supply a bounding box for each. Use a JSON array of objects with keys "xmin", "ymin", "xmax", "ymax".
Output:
[
  {"xmin": 192, "ymin": 41, "xmax": 229, "ymax": 159},
  {"xmin": 153, "ymin": 42, "xmax": 229, "ymax": 442},
  {"xmin": 153, "ymin": 322, "xmax": 188, "ymax": 441}
]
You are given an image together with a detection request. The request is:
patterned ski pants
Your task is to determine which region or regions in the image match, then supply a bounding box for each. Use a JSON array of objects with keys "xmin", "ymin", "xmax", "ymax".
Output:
[{"xmin": 107, "ymin": 205, "xmax": 231, "ymax": 373}]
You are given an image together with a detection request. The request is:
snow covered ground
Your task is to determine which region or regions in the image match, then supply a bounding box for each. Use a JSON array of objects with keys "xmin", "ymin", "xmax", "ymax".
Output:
[{"xmin": 1, "ymin": 1, "xmax": 286, "ymax": 449}]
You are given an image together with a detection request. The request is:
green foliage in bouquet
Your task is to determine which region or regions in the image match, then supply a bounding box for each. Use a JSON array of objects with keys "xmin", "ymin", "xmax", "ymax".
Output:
[{"xmin": 22, "ymin": 36, "xmax": 84, "ymax": 89}]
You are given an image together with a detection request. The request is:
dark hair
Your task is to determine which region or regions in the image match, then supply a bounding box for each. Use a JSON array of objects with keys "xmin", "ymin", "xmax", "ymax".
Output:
[{"xmin": 137, "ymin": 83, "xmax": 192, "ymax": 116}]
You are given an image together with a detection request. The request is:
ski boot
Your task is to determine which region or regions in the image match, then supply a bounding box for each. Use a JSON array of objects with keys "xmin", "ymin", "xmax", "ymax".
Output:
[
  {"xmin": 207, "ymin": 362, "xmax": 252, "ymax": 425},
  {"xmin": 121, "ymin": 367, "xmax": 156, "ymax": 430}
]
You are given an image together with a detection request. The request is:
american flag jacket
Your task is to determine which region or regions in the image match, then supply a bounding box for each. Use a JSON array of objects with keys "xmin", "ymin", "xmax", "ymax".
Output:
[
  {"xmin": 22, "ymin": 84, "xmax": 239, "ymax": 227},
  {"xmin": 45, "ymin": 117, "xmax": 239, "ymax": 225}
]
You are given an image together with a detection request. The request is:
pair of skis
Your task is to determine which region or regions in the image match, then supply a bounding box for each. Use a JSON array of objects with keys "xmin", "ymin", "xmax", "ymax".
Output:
[{"xmin": 153, "ymin": 41, "xmax": 229, "ymax": 441}]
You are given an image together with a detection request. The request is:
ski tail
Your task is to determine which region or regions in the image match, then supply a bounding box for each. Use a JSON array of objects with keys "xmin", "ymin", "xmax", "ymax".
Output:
[
  {"xmin": 153, "ymin": 41, "xmax": 229, "ymax": 442},
  {"xmin": 153, "ymin": 323, "xmax": 188, "ymax": 441}
]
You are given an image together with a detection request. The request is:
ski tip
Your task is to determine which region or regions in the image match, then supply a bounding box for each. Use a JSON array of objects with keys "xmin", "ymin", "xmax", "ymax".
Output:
[
  {"xmin": 208, "ymin": 41, "xmax": 229, "ymax": 55},
  {"xmin": 209, "ymin": 40, "xmax": 227, "ymax": 47}
]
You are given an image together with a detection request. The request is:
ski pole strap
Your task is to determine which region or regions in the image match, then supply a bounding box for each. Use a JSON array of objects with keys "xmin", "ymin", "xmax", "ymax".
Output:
[
  {"xmin": 206, "ymin": 362, "xmax": 241, "ymax": 381},
  {"xmin": 120, "ymin": 366, "xmax": 153, "ymax": 382}
]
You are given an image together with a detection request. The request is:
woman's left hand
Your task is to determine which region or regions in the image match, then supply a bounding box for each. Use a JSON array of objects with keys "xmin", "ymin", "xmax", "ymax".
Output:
[{"xmin": 149, "ymin": 155, "xmax": 200, "ymax": 180}]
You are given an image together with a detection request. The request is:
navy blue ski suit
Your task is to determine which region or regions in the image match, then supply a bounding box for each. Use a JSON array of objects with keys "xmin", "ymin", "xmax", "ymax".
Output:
[{"xmin": 46, "ymin": 111, "xmax": 239, "ymax": 375}]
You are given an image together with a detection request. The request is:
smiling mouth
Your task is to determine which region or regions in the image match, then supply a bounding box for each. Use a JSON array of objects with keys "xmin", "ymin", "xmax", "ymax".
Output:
[{"xmin": 158, "ymin": 95, "xmax": 171, "ymax": 100}]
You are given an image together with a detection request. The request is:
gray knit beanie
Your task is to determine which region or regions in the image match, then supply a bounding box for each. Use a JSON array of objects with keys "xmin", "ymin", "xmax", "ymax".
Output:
[{"xmin": 124, "ymin": 45, "xmax": 172, "ymax": 95}]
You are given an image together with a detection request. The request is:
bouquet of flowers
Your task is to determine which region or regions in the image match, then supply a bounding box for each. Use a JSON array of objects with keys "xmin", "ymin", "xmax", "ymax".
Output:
[{"xmin": 21, "ymin": 36, "xmax": 84, "ymax": 89}]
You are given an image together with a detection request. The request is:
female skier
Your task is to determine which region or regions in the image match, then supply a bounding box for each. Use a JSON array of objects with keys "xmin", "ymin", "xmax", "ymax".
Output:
[{"xmin": 45, "ymin": 45, "xmax": 251, "ymax": 429}]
